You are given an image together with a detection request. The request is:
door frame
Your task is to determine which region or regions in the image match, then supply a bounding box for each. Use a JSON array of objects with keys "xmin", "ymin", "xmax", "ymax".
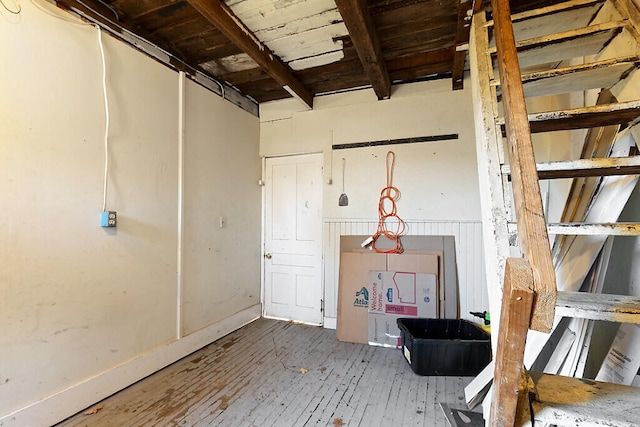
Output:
[{"xmin": 260, "ymin": 152, "xmax": 325, "ymax": 325}]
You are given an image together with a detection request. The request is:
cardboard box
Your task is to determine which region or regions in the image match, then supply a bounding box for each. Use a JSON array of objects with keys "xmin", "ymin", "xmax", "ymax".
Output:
[
  {"xmin": 340, "ymin": 237, "xmax": 459, "ymax": 319},
  {"xmin": 336, "ymin": 252, "xmax": 386, "ymax": 344},
  {"xmin": 368, "ymin": 271, "xmax": 438, "ymax": 348},
  {"xmin": 388, "ymin": 251, "xmax": 443, "ymax": 317}
]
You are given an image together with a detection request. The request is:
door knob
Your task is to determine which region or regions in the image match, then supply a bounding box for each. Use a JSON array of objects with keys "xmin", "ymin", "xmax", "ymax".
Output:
[{"xmin": 265, "ymin": 253, "xmax": 272, "ymax": 259}]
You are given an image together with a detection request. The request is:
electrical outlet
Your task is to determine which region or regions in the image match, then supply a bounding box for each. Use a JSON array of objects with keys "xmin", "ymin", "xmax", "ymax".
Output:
[{"xmin": 101, "ymin": 211, "xmax": 117, "ymax": 227}]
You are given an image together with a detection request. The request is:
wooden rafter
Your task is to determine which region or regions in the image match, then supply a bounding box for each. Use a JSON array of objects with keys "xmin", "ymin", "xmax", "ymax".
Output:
[
  {"xmin": 54, "ymin": 0, "xmax": 258, "ymax": 116},
  {"xmin": 335, "ymin": 0, "xmax": 391, "ymax": 100},
  {"xmin": 452, "ymin": 0, "xmax": 482, "ymax": 89},
  {"xmin": 185, "ymin": 0, "xmax": 313, "ymax": 109}
]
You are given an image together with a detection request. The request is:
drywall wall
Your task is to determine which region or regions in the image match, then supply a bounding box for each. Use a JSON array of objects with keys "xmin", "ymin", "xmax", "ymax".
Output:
[
  {"xmin": 0, "ymin": 2, "xmax": 260, "ymax": 425},
  {"xmin": 260, "ymin": 80, "xmax": 485, "ymax": 326}
]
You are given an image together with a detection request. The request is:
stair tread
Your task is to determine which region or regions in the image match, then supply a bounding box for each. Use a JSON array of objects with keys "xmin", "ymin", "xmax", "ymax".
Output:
[
  {"xmin": 489, "ymin": 21, "xmax": 626, "ymax": 69},
  {"xmin": 529, "ymin": 371, "xmax": 640, "ymax": 427},
  {"xmin": 492, "ymin": 56, "xmax": 640, "ymax": 98},
  {"xmin": 507, "ymin": 221, "xmax": 640, "ymax": 235},
  {"xmin": 555, "ymin": 291, "xmax": 640, "ymax": 323},
  {"xmin": 501, "ymin": 155, "xmax": 640, "ymax": 179},
  {"xmin": 487, "ymin": 0, "xmax": 606, "ymax": 43},
  {"xmin": 522, "ymin": 57, "xmax": 639, "ymax": 98},
  {"xmin": 495, "ymin": 99, "xmax": 640, "ymax": 133}
]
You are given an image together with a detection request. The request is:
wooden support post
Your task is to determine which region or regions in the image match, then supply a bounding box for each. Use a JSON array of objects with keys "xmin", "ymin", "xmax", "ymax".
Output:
[
  {"xmin": 490, "ymin": 258, "xmax": 534, "ymax": 427},
  {"xmin": 491, "ymin": 0, "xmax": 557, "ymax": 332}
]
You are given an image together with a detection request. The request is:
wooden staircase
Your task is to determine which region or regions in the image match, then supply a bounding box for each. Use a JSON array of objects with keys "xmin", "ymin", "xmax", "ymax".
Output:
[{"xmin": 469, "ymin": 0, "xmax": 640, "ymax": 424}]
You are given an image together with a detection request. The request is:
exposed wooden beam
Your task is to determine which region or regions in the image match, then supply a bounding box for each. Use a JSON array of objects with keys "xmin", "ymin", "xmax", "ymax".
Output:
[
  {"xmin": 185, "ymin": 0, "xmax": 313, "ymax": 109},
  {"xmin": 335, "ymin": 0, "xmax": 391, "ymax": 100},
  {"xmin": 452, "ymin": 49, "xmax": 468, "ymax": 90},
  {"xmin": 492, "ymin": 0, "xmax": 557, "ymax": 332},
  {"xmin": 452, "ymin": 0, "xmax": 476, "ymax": 89},
  {"xmin": 54, "ymin": 0, "xmax": 258, "ymax": 116}
]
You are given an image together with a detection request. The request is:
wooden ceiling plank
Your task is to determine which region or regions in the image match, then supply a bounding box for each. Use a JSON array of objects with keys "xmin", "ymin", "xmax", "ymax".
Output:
[
  {"xmin": 387, "ymin": 48, "xmax": 453, "ymax": 81},
  {"xmin": 335, "ymin": 0, "xmax": 391, "ymax": 99},
  {"xmin": 186, "ymin": 0, "xmax": 313, "ymax": 108}
]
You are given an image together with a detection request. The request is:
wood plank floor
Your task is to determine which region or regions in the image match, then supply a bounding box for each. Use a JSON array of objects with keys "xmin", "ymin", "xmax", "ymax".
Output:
[{"xmin": 55, "ymin": 318, "xmax": 477, "ymax": 427}]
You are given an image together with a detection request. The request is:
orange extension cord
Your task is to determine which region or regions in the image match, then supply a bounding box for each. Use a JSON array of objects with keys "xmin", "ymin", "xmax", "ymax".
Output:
[{"xmin": 371, "ymin": 151, "xmax": 406, "ymax": 254}]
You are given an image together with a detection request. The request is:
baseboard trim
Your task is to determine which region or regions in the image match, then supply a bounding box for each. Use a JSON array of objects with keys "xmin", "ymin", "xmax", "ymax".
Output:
[
  {"xmin": 323, "ymin": 316, "xmax": 337, "ymax": 330},
  {"xmin": 0, "ymin": 304, "xmax": 261, "ymax": 427}
]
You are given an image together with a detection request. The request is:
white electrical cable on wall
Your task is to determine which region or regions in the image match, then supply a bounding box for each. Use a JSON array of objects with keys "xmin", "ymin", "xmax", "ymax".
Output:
[
  {"xmin": 30, "ymin": 1, "xmax": 111, "ymax": 212},
  {"xmin": 97, "ymin": 25, "xmax": 110, "ymax": 212}
]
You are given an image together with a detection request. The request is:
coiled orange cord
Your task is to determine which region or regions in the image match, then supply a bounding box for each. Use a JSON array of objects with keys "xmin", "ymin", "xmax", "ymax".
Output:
[{"xmin": 371, "ymin": 151, "xmax": 406, "ymax": 254}]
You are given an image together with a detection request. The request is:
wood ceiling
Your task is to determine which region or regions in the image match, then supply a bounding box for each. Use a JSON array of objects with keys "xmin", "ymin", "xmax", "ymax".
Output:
[{"xmin": 54, "ymin": 0, "xmax": 560, "ymax": 111}]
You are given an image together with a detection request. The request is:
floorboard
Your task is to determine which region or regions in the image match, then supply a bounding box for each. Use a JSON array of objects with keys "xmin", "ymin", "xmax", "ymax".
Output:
[{"xmin": 55, "ymin": 318, "xmax": 478, "ymax": 427}]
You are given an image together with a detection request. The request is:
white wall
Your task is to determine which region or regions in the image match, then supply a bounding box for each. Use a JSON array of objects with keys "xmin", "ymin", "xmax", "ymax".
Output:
[
  {"xmin": 261, "ymin": 80, "xmax": 481, "ymax": 221},
  {"xmin": 260, "ymin": 80, "xmax": 486, "ymax": 326},
  {"xmin": 0, "ymin": 2, "xmax": 260, "ymax": 425},
  {"xmin": 182, "ymin": 83, "xmax": 262, "ymax": 335}
]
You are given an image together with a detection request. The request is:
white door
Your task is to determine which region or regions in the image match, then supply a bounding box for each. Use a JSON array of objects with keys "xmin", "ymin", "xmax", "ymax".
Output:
[{"xmin": 264, "ymin": 153, "xmax": 323, "ymax": 325}]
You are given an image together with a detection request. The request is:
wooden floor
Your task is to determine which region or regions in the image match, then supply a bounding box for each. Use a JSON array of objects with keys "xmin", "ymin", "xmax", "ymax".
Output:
[{"xmin": 56, "ymin": 318, "xmax": 475, "ymax": 427}]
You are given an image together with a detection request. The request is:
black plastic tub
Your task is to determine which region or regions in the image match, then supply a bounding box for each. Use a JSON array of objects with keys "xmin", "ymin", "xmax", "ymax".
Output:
[{"xmin": 397, "ymin": 318, "xmax": 491, "ymax": 376}]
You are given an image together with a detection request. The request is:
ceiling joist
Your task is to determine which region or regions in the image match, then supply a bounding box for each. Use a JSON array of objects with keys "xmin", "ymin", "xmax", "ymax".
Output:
[
  {"xmin": 452, "ymin": 0, "xmax": 483, "ymax": 89},
  {"xmin": 54, "ymin": 0, "xmax": 259, "ymax": 116},
  {"xmin": 186, "ymin": 0, "xmax": 313, "ymax": 109},
  {"xmin": 335, "ymin": 0, "xmax": 391, "ymax": 100}
]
